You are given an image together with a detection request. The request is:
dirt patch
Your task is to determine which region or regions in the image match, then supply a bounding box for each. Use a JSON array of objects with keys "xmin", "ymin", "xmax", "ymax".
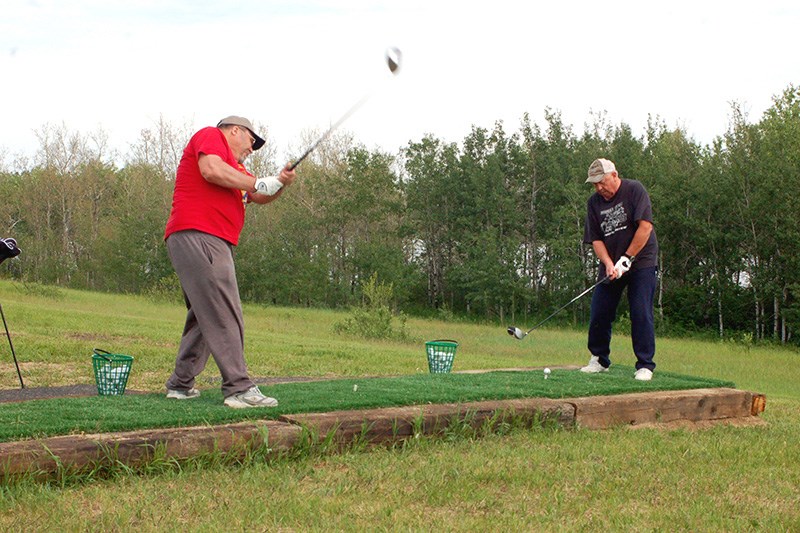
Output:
[{"xmin": 0, "ymin": 384, "xmax": 145, "ymax": 403}]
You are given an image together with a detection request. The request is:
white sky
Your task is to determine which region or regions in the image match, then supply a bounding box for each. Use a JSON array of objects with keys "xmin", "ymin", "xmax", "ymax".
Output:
[{"xmin": 1, "ymin": 0, "xmax": 798, "ymax": 166}]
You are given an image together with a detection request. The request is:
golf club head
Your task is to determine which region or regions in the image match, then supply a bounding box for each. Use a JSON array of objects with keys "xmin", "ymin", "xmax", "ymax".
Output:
[
  {"xmin": 507, "ymin": 326, "xmax": 526, "ymax": 340},
  {"xmin": 290, "ymin": 48, "xmax": 402, "ymax": 172},
  {"xmin": 0, "ymin": 238, "xmax": 20, "ymax": 265},
  {"xmin": 386, "ymin": 47, "xmax": 402, "ymax": 74}
]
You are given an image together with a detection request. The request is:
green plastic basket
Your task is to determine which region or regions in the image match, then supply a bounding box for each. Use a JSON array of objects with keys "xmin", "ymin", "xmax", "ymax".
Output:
[
  {"xmin": 425, "ymin": 339, "xmax": 458, "ymax": 374},
  {"xmin": 92, "ymin": 348, "xmax": 134, "ymax": 396}
]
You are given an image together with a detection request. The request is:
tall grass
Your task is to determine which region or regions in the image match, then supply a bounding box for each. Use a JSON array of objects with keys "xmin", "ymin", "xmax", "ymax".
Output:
[{"xmin": 0, "ymin": 280, "xmax": 798, "ymax": 530}]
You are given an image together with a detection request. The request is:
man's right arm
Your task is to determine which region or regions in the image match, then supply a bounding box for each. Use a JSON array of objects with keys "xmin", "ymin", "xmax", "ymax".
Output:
[
  {"xmin": 592, "ymin": 240, "xmax": 619, "ymax": 280},
  {"xmin": 198, "ymin": 154, "xmax": 256, "ymax": 193}
]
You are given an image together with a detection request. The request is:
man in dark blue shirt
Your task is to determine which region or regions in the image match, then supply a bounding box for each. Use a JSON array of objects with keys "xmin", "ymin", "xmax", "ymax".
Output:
[{"xmin": 581, "ymin": 158, "xmax": 659, "ymax": 380}]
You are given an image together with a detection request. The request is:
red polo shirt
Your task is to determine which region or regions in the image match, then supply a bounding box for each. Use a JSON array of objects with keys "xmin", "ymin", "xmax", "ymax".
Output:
[{"xmin": 164, "ymin": 127, "xmax": 247, "ymax": 245}]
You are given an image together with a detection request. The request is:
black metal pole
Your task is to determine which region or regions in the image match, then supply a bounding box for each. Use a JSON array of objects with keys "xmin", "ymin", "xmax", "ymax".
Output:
[{"xmin": 0, "ymin": 302, "xmax": 24, "ymax": 388}]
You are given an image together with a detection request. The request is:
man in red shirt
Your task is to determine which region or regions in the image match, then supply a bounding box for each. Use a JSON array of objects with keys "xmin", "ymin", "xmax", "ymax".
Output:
[{"xmin": 164, "ymin": 116, "xmax": 296, "ymax": 408}]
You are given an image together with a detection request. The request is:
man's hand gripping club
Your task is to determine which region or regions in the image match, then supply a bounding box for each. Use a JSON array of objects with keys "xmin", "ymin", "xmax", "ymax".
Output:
[
  {"xmin": 253, "ymin": 165, "xmax": 296, "ymax": 197},
  {"xmin": 613, "ymin": 254, "xmax": 633, "ymax": 278}
]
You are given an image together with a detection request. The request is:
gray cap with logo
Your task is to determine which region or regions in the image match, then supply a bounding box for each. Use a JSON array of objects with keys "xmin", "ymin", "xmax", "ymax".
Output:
[
  {"xmin": 217, "ymin": 116, "xmax": 266, "ymax": 150},
  {"xmin": 586, "ymin": 158, "xmax": 616, "ymax": 183}
]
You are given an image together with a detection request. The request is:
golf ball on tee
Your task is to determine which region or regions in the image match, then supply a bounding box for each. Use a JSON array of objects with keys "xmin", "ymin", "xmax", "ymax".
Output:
[{"xmin": 543, "ymin": 368, "xmax": 551, "ymax": 379}]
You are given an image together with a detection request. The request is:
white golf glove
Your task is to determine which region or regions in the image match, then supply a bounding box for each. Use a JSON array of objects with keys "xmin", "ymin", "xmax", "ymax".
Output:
[
  {"xmin": 613, "ymin": 255, "xmax": 633, "ymax": 277},
  {"xmin": 254, "ymin": 176, "xmax": 283, "ymax": 196}
]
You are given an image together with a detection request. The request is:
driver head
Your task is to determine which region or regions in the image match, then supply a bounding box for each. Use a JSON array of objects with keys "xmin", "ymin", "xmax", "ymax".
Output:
[
  {"xmin": 507, "ymin": 327, "xmax": 525, "ymax": 339},
  {"xmin": 386, "ymin": 47, "xmax": 402, "ymax": 74}
]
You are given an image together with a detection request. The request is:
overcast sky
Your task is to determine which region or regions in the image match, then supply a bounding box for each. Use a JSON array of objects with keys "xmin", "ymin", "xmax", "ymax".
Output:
[{"xmin": 1, "ymin": 0, "xmax": 798, "ymax": 166}]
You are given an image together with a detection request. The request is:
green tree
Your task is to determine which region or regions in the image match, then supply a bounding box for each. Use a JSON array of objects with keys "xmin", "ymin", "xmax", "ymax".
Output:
[
  {"xmin": 751, "ymin": 85, "xmax": 800, "ymax": 342},
  {"xmin": 402, "ymin": 135, "xmax": 461, "ymax": 310}
]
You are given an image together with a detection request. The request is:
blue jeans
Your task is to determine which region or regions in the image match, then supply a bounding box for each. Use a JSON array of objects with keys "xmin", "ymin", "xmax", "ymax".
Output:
[{"xmin": 587, "ymin": 266, "xmax": 657, "ymax": 371}]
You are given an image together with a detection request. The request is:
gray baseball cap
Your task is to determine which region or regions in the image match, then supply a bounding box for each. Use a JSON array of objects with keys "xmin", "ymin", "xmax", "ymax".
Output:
[
  {"xmin": 216, "ymin": 116, "xmax": 266, "ymax": 150},
  {"xmin": 586, "ymin": 158, "xmax": 616, "ymax": 183}
]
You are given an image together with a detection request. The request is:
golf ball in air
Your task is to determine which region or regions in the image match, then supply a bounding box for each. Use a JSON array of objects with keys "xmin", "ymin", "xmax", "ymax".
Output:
[{"xmin": 543, "ymin": 368, "xmax": 551, "ymax": 379}]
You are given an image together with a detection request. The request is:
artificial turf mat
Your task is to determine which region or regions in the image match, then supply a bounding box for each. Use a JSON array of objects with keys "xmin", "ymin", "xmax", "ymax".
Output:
[{"xmin": 0, "ymin": 366, "xmax": 735, "ymax": 442}]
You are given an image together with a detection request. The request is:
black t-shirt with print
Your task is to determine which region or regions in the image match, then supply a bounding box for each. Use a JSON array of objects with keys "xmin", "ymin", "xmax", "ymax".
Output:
[{"xmin": 583, "ymin": 179, "xmax": 658, "ymax": 273}]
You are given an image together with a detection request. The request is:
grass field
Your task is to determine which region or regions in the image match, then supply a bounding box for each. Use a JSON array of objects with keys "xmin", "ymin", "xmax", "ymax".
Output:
[{"xmin": 0, "ymin": 280, "xmax": 798, "ymax": 530}]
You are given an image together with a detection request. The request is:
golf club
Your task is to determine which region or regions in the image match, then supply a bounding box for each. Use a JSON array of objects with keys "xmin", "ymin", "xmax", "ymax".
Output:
[
  {"xmin": 0, "ymin": 238, "xmax": 24, "ymax": 388},
  {"xmin": 288, "ymin": 47, "xmax": 402, "ymax": 171},
  {"xmin": 507, "ymin": 274, "xmax": 611, "ymax": 340},
  {"xmin": 0, "ymin": 303, "xmax": 24, "ymax": 388}
]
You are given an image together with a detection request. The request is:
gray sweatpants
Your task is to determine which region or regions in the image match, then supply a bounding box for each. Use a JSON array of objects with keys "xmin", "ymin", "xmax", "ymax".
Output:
[{"xmin": 165, "ymin": 230, "xmax": 254, "ymax": 397}]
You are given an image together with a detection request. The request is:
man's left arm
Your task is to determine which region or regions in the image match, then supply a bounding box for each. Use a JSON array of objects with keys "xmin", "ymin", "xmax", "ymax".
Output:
[
  {"xmin": 627, "ymin": 182, "xmax": 654, "ymax": 259},
  {"xmin": 612, "ymin": 219, "xmax": 652, "ymax": 278},
  {"xmin": 249, "ymin": 165, "xmax": 297, "ymax": 205},
  {"xmin": 625, "ymin": 220, "xmax": 653, "ymax": 258}
]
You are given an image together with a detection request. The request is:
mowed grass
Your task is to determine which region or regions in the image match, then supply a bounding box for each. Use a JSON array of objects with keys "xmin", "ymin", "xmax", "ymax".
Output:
[{"xmin": 0, "ymin": 280, "xmax": 798, "ymax": 530}]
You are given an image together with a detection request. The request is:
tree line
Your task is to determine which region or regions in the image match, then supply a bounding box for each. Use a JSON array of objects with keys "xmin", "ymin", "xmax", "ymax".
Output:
[{"xmin": 1, "ymin": 86, "xmax": 799, "ymax": 344}]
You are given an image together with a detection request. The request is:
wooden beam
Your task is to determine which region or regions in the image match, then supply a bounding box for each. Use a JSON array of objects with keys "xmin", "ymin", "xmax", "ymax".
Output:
[
  {"xmin": 0, "ymin": 420, "xmax": 302, "ymax": 477},
  {"xmin": 568, "ymin": 388, "xmax": 760, "ymax": 429},
  {"xmin": 282, "ymin": 398, "xmax": 576, "ymax": 446}
]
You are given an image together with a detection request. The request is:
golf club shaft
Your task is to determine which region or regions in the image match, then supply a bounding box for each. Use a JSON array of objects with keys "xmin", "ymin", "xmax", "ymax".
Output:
[
  {"xmin": 0, "ymin": 302, "xmax": 24, "ymax": 388},
  {"xmin": 523, "ymin": 275, "xmax": 610, "ymax": 335},
  {"xmin": 288, "ymin": 93, "xmax": 371, "ymax": 171}
]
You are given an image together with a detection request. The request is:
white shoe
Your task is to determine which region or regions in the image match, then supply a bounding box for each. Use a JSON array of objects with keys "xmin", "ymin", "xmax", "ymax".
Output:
[
  {"xmin": 634, "ymin": 368, "xmax": 653, "ymax": 381},
  {"xmin": 224, "ymin": 386, "xmax": 279, "ymax": 408},
  {"xmin": 580, "ymin": 356, "xmax": 608, "ymax": 373},
  {"xmin": 166, "ymin": 387, "xmax": 200, "ymax": 399}
]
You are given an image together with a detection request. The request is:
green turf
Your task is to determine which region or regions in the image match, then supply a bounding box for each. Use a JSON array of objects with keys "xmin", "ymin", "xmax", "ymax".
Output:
[{"xmin": 0, "ymin": 366, "xmax": 733, "ymax": 442}]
